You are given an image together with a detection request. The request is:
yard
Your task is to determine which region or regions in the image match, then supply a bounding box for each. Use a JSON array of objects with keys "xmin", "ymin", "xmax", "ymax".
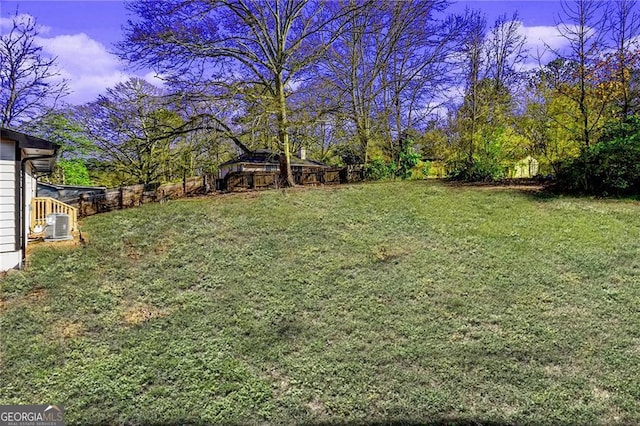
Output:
[{"xmin": 1, "ymin": 181, "xmax": 639, "ymax": 425}]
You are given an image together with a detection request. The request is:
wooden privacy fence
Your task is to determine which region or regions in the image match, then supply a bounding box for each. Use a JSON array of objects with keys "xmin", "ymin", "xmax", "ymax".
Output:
[
  {"xmin": 62, "ymin": 175, "xmax": 212, "ymax": 218},
  {"xmin": 46, "ymin": 166, "xmax": 365, "ymax": 219}
]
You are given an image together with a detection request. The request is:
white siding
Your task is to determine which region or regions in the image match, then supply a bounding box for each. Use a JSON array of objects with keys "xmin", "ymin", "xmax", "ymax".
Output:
[
  {"xmin": 0, "ymin": 159, "xmax": 17, "ymax": 254},
  {"xmin": 0, "ymin": 140, "xmax": 19, "ymax": 269}
]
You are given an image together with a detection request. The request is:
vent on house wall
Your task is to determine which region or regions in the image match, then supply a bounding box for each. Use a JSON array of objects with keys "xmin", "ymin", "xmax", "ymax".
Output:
[{"xmin": 44, "ymin": 213, "xmax": 73, "ymax": 241}]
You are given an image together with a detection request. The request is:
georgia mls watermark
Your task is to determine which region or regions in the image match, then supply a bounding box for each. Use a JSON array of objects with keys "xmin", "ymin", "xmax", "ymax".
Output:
[{"xmin": 0, "ymin": 405, "xmax": 64, "ymax": 426}]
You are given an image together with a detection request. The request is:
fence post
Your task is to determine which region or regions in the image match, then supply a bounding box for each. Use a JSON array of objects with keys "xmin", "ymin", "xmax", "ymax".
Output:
[{"xmin": 119, "ymin": 187, "xmax": 124, "ymax": 209}]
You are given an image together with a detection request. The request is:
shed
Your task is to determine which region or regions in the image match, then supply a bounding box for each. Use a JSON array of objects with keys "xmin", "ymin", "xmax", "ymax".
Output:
[
  {"xmin": 1, "ymin": 128, "xmax": 59, "ymax": 270},
  {"xmin": 218, "ymin": 148, "xmax": 328, "ymax": 179},
  {"xmin": 513, "ymin": 156, "xmax": 539, "ymax": 178},
  {"xmin": 37, "ymin": 182, "xmax": 107, "ymax": 203}
]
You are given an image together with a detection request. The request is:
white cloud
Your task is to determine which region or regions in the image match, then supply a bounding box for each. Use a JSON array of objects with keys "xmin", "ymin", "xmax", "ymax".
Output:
[
  {"xmin": 521, "ymin": 24, "xmax": 571, "ymax": 67},
  {"xmin": 0, "ymin": 13, "xmax": 51, "ymax": 34},
  {"xmin": 142, "ymin": 71, "xmax": 168, "ymax": 88},
  {"xmin": 35, "ymin": 32, "xmax": 134, "ymax": 104}
]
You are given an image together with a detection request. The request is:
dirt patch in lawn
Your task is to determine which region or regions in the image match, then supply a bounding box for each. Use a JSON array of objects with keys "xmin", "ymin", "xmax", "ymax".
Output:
[{"xmin": 123, "ymin": 303, "xmax": 171, "ymax": 325}]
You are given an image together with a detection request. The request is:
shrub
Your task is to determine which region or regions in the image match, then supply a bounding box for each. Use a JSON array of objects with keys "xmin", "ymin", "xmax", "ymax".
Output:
[
  {"xmin": 409, "ymin": 161, "xmax": 431, "ymax": 180},
  {"xmin": 446, "ymin": 156, "xmax": 505, "ymax": 181},
  {"xmin": 364, "ymin": 158, "xmax": 396, "ymax": 181},
  {"xmin": 556, "ymin": 117, "xmax": 640, "ymax": 196},
  {"xmin": 396, "ymin": 149, "xmax": 420, "ymax": 179}
]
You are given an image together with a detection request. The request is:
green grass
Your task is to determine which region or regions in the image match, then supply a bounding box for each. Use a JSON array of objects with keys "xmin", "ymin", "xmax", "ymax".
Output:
[{"xmin": 2, "ymin": 181, "xmax": 640, "ymax": 425}]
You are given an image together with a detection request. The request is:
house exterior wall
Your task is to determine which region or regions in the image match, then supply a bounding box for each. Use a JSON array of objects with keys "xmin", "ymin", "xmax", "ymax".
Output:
[
  {"xmin": 219, "ymin": 164, "xmax": 238, "ymax": 179},
  {"xmin": 220, "ymin": 163, "xmax": 283, "ymax": 178},
  {"xmin": 219, "ymin": 163, "xmax": 258, "ymax": 178},
  {"xmin": 0, "ymin": 138, "xmax": 20, "ymax": 270},
  {"xmin": 0, "ymin": 138, "xmax": 40, "ymax": 271}
]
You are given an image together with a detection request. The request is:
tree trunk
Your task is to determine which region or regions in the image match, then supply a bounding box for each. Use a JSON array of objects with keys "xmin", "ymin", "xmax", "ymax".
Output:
[{"xmin": 276, "ymin": 74, "xmax": 295, "ymax": 187}]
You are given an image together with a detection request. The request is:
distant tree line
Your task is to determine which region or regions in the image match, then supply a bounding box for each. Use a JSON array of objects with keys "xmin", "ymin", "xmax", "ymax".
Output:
[{"xmin": 2, "ymin": 0, "xmax": 640, "ymax": 195}]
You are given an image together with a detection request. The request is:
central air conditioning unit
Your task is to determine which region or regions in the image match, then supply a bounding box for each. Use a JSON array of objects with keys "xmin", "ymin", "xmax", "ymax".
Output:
[{"xmin": 45, "ymin": 213, "xmax": 73, "ymax": 241}]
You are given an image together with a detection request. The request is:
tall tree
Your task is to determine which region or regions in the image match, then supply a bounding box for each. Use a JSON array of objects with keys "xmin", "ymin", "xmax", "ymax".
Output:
[
  {"xmin": 451, "ymin": 10, "xmax": 527, "ymax": 180},
  {"xmin": 0, "ymin": 13, "xmax": 68, "ymax": 128},
  {"xmin": 119, "ymin": 0, "xmax": 356, "ymax": 186},
  {"xmin": 21, "ymin": 108, "xmax": 96, "ymax": 185},
  {"xmin": 519, "ymin": 61, "xmax": 582, "ymax": 173},
  {"xmin": 554, "ymin": 0, "xmax": 609, "ymax": 148},
  {"xmin": 610, "ymin": 0, "xmax": 640, "ymax": 119},
  {"xmin": 79, "ymin": 78, "xmax": 184, "ymax": 185},
  {"xmin": 319, "ymin": 0, "xmax": 462, "ymax": 163},
  {"xmin": 485, "ymin": 12, "xmax": 526, "ymax": 92},
  {"xmin": 380, "ymin": 1, "xmax": 462, "ymax": 160},
  {"xmin": 458, "ymin": 9, "xmax": 487, "ymax": 169}
]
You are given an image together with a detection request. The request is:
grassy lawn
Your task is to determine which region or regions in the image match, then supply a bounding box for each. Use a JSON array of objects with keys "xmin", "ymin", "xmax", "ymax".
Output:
[{"xmin": 1, "ymin": 181, "xmax": 640, "ymax": 425}]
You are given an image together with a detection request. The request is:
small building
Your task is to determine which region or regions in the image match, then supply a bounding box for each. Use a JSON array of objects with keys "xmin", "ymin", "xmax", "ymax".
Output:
[
  {"xmin": 513, "ymin": 156, "xmax": 539, "ymax": 178},
  {"xmin": 37, "ymin": 182, "xmax": 107, "ymax": 203},
  {"xmin": 218, "ymin": 148, "xmax": 328, "ymax": 179},
  {"xmin": 1, "ymin": 128, "xmax": 59, "ymax": 271}
]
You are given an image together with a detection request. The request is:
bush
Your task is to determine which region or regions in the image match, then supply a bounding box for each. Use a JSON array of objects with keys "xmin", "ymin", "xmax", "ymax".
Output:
[
  {"xmin": 446, "ymin": 156, "xmax": 505, "ymax": 181},
  {"xmin": 409, "ymin": 161, "xmax": 431, "ymax": 180},
  {"xmin": 333, "ymin": 144, "xmax": 363, "ymax": 166},
  {"xmin": 556, "ymin": 117, "xmax": 640, "ymax": 196},
  {"xmin": 396, "ymin": 149, "xmax": 420, "ymax": 179},
  {"xmin": 364, "ymin": 158, "xmax": 396, "ymax": 181}
]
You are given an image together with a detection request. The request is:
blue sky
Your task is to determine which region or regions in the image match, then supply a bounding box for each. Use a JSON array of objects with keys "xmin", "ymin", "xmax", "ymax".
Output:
[{"xmin": 1, "ymin": 1, "xmax": 576, "ymax": 105}]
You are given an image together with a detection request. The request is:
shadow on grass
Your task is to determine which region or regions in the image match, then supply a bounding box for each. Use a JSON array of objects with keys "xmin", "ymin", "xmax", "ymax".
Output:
[
  {"xmin": 440, "ymin": 178, "xmax": 640, "ymax": 203},
  {"xmin": 439, "ymin": 178, "xmax": 560, "ymax": 201},
  {"xmin": 84, "ymin": 419, "xmax": 598, "ymax": 426}
]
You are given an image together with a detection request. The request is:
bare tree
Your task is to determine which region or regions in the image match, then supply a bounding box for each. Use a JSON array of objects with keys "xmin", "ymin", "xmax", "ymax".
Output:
[
  {"xmin": 319, "ymin": 0, "xmax": 462, "ymax": 163},
  {"xmin": 554, "ymin": 0, "xmax": 609, "ymax": 148},
  {"xmin": 79, "ymin": 78, "xmax": 186, "ymax": 185},
  {"xmin": 119, "ymin": 0, "xmax": 357, "ymax": 187},
  {"xmin": 610, "ymin": 0, "xmax": 640, "ymax": 119},
  {"xmin": 459, "ymin": 9, "xmax": 487, "ymax": 168},
  {"xmin": 0, "ymin": 13, "xmax": 68, "ymax": 128},
  {"xmin": 485, "ymin": 12, "xmax": 527, "ymax": 94},
  {"xmin": 381, "ymin": 1, "xmax": 463, "ymax": 161}
]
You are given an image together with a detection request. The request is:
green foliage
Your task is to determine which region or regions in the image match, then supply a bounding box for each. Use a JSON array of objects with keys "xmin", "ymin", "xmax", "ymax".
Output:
[
  {"xmin": 332, "ymin": 144, "xmax": 363, "ymax": 166},
  {"xmin": 55, "ymin": 159, "xmax": 92, "ymax": 186},
  {"xmin": 394, "ymin": 132, "xmax": 421, "ymax": 179},
  {"xmin": 22, "ymin": 110, "xmax": 95, "ymax": 159},
  {"xmin": 409, "ymin": 160, "xmax": 431, "ymax": 180},
  {"xmin": 21, "ymin": 110, "xmax": 98, "ymax": 186},
  {"xmin": 364, "ymin": 157, "xmax": 396, "ymax": 180},
  {"xmin": 446, "ymin": 155, "xmax": 505, "ymax": 181},
  {"xmin": 396, "ymin": 148, "xmax": 420, "ymax": 179},
  {"xmin": 556, "ymin": 116, "xmax": 640, "ymax": 195},
  {"xmin": 420, "ymin": 125, "xmax": 448, "ymax": 159}
]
